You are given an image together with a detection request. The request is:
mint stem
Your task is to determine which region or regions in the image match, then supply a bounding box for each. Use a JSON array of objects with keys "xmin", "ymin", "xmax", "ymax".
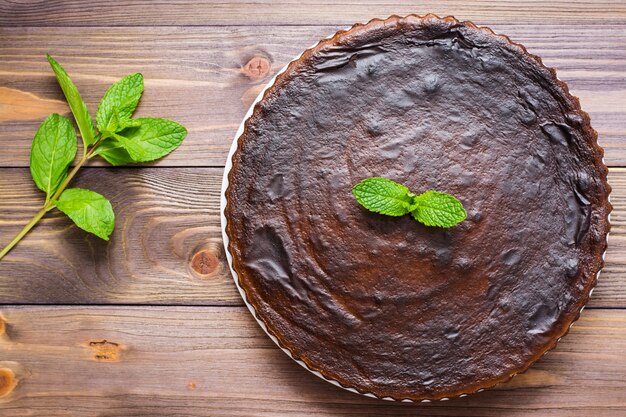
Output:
[
  {"xmin": 0, "ymin": 206, "xmax": 48, "ymax": 261},
  {"xmin": 0, "ymin": 136, "xmax": 103, "ymax": 261}
]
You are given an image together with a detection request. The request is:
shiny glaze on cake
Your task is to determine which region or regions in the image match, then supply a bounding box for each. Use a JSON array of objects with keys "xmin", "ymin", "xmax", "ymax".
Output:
[{"xmin": 224, "ymin": 15, "xmax": 611, "ymax": 401}]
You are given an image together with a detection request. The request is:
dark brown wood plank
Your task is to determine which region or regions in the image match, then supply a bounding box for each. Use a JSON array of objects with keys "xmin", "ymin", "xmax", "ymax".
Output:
[
  {"xmin": 0, "ymin": 167, "xmax": 236, "ymax": 304},
  {"xmin": 0, "ymin": 306, "xmax": 625, "ymax": 416},
  {"xmin": 1, "ymin": 0, "xmax": 625, "ymax": 26},
  {"xmin": 0, "ymin": 167, "xmax": 625, "ymax": 307},
  {"xmin": 1, "ymin": 25, "xmax": 625, "ymax": 167}
]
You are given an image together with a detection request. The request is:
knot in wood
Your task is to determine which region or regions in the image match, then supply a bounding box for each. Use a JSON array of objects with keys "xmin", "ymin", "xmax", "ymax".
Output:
[
  {"xmin": 191, "ymin": 250, "xmax": 219, "ymax": 276},
  {"xmin": 243, "ymin": 56, "xmax": 271, "ymax": 80},
  {"xmin": 89, "ymin": 340, "xmax": 121, "ymax": 362},
  {"xmin": 0, "ymin": 368, "xmax": 16, "ymax": 398}
]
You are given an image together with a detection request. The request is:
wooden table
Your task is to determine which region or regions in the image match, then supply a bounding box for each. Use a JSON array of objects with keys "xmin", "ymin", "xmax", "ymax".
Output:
[{"xmin": 1, "ymin": 1, "xmax": 625, "ymax": 415}]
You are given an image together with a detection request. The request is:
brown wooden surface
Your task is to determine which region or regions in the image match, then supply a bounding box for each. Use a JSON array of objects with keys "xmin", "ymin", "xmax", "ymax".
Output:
[
  {"xmin": 1, "ymin": 1, "xmax": 626, "ymax": 415},
  {"xmin": 1, "ymin": 307, "xmax": 626, "ymax": 417}
]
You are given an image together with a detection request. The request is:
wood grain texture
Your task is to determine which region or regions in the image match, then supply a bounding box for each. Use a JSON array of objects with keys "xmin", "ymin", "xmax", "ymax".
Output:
[
  {"xmin": 0, "ymin": 167, "xmax": 625, "ymax": 307},
  {"xmin": 0, "ymin": 167, "xmax": 235, "ymax": 305},
  {"xmin": 1, "ymin": 24, "xmax": 625, "ymax": 167},
  {"xmin": 1, "ymin": 0, "xmax": 626, "ymax": 26},
  {"xmin": 0, "ymin": 306, "xmax": 625, "ymax": 416}
]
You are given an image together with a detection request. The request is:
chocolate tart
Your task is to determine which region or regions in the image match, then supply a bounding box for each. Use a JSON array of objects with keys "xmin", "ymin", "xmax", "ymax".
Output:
[{"xmin": 222, "ymin": 15, "xmax": 611, "ymax": 401}]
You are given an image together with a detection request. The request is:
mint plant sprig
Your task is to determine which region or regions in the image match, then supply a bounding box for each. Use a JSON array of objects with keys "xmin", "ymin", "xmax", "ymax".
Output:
[
  {"xmin": 352, "ymin": 177, "xmax": 466, "ymax": 228},
  {"xmin": 0, "ymin": 55, "xmax": 187, "ymax": 261}
]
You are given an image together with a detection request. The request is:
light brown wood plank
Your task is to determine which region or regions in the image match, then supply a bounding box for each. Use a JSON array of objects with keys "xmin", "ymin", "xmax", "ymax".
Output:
[
  {"xmin": 1, "ymin": 0, "xmax": 625, "ymax": 26},
  {"xmin": 0, "ymin": 25, "xmax": 625, "ymax": 167},
  {"xmin": 0, "ymin": 167, "xmax": 625, "ymax": 307},
  {"xmin": 0, "ymin": 306, "xmax": 625, "ymax": 416}
]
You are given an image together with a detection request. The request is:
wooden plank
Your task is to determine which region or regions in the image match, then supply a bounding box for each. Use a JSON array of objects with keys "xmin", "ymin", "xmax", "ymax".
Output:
[
  {"xmin": 0, "ymin": 306, "xmax": 625, "ymax": 416},
  {"xmin": 0, "ymin": 167, "xmax": 236, "ymax": 305},
  {"xmin": 0, "ymin": 25, "xmax": 625, "ymax": 167},
  {"xmin": 0, "ymin": 167, "xmax": 625, "ymax": 307},
  {"xmin": 1, "ymin": 0, "xmax": 625, "ymax": 26}
]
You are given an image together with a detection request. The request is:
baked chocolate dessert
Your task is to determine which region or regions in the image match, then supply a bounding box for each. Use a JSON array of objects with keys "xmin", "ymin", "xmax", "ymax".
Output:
[{"xmin": 224, "ymin": 14, "xmax": 611, "ymax": 401}]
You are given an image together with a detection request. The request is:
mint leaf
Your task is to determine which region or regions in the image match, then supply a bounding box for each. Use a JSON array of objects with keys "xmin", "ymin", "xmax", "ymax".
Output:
[
  {"xmin": 92, "ymin": 139, "xmax": 134, "ymax": 166},
  {"xmin": 30, "ymin": 114, "xmax": 77, "ymax": 200},
  {"xmin": 97, "ymin": 73, "xmax": 144, "ymax": 133},
  {"xmin": 114, "ymin": 117, "xmax": 187, "ymax": 162},
  {"xmin": 352, "ymin": 177, "xmax": 414, "ymax": 216},
  {"xmin": 47, "ymin": 54, "xmax": 96, "ymax": 148},
  {"xmin": 352, "ymin": 177, "xmax": 467, "ymax": 228},
  {"xmin": 104, "ymin": 108, "xmax": 121, "ymax": 136},
  {"xmin": 411, "ymin": 191, "xmax": 467, "ymax": 228},
  {"xmin": 56, "ymin": 188, "xmax": 115, "ymax": 240},
  {"xmin": 120, "ymin": 117, "xmax": 142, "ymax": 129}
]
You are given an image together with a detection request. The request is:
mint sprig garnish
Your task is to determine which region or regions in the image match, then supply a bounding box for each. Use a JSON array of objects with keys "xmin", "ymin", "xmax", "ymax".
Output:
[
  {"xmin": 352, "ymin": 177, "xmax": 467, "ymax": 228},
  {"xmin": 0, "ymin": 55, "xmax": 187, "ymax": 260}
]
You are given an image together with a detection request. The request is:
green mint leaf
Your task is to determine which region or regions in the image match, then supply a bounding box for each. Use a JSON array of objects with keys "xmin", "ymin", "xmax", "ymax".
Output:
[
  {"xmin": 92, "ymin": 139, "xmax": 134, "ymax": 166},
  {"xmin": 114, "ymin": 117, "xmax": 187, "ymax": 162},
  {"xmin": 47, "ymin": 54, "xmax": 96, "ymax": 148},
  {"xmin": 96, "ymin": 73, "xmax": 144, "ymax": 133},
  {"xmin": 352, "ymin": 177, "xmax": 414, "ymax": 216},
  {"xmin": 120, "ymin": 118, "xmax": 142, "ymax": 128},
  {"xmin": 411, "ymin": 191, "xmax": 467, "ymax": 228},
  {"xmin": 104, "ymin": 108, "xmax": 121, "ymax": 135},
  {"xmin": 30, "ymin": 114, "xmax": 77, "ymax": 200},
  {"xmin": 56, "ymin": 188, "xmax": 115, "ymax": 240}
]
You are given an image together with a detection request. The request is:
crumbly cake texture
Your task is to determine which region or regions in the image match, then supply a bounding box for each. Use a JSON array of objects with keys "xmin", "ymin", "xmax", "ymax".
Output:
[{"xmin": 225, "ymin": 15, "xmax": 611, "ymax": 401}]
